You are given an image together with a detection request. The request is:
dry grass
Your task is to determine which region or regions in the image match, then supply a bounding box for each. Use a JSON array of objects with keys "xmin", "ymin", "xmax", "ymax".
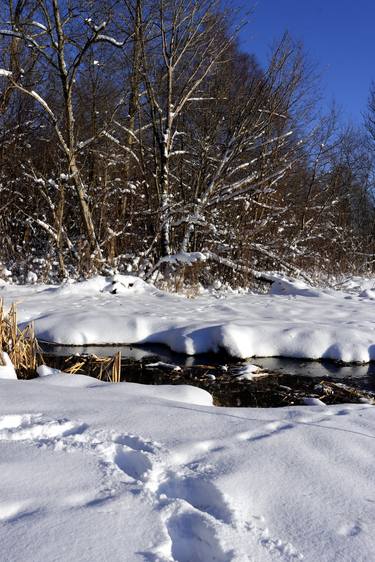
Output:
[
  {"xmin": 63, "ymin": 352, "xmax": 122, "ymax": 383},
  {"xmin": 0, "ymin": 299, "xmax": 43, "ymax": 379},
  {"xmin": 0, "ymin": 299, "xmax": 122, "ymax": 383}
]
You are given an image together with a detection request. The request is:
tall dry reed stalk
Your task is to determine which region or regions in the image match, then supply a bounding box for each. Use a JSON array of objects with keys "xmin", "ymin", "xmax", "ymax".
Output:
[
  {"xmin": 0, "ymin": 299, "xmax": 42, "ymax": 378},
  {"xmin": 64, "ymin": 352, "xmax": 122, "ymax": 383},
  {"xmin": 0, "ymin": 299, "xmax": 122, "ymax": 383}
]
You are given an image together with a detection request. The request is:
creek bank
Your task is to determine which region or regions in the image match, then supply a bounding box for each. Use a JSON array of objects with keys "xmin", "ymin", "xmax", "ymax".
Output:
[{"xmin": 42, "ymin": 351, "xmax": 375, "ymax": 407}]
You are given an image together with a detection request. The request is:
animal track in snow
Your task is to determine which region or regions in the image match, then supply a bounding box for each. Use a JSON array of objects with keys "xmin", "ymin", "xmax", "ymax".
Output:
[
  {"xmin": 0, "ymin": 413, "xmax": 87, "ymax": 443},
  {"xmin": 0, "ymin": 413, "xmax": 303, "ymax": 561},
  {"xmin": 149, "ymin": 437, "xmax": 304, "ymax": 562},
  {"xmin": 166, "ymin": 508, "xmax": 232, "ymax": 562},
  {"xmin": 337, "ymin": 521, "xmax": 362, "ymax": 537},
  {"xmin": 236, "ymin": 421, "xmax": 295, "ymax": 444},
  {"xmin": 112, "ymin": 433, "xmax": 156, "ymax": 453},
  {"xmin": 0, "ymin": 413, "xmax": 157, "ymax": 503},
  {"xmin": 112, "ymin": 445, "xmax": 153, "ymax": 481},
  {"xmin": 158, "ymin": 475, "xmax": 233, "ymax": 524}
]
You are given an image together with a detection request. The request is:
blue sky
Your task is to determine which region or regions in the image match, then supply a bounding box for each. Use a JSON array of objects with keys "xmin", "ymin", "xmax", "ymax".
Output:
[{"xmin": 236, "ymin": 0, "xmax": 375, "ymax": 125}]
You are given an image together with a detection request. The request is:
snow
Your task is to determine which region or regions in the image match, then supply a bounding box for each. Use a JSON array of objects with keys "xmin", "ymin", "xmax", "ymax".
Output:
[
  {"xmin": 3, "ymin": 274, "xmax": 375, "ymax": 362},
  {"xmin": 146, "ymin": 362, "xmax": 182, "ymax": 372},
  {"xmin": 158, "ymin": 252, "xmax": 208, "ymax": 266},
  {"xmin": 338, "ymin": 276, "xmax": 375, "ymax": 293},
  {"xmin": 232, "ymin": 364, "xmax": 263, "ymax": 380},
  {"xmin": 26, "ymin": 271, "xmax": 38, "ymax": 284},
  {"xmin": 301, "ymin": 397, "xmax": 326, "ymax": 406},
  {"xmin": 36, "ymin": 364, "xmax": 64, "ymax": 377},
  {"xmin": 359, "ymin": 289, "xmax": 375, "ymax": 300},
  {"xmin": 0, "ymin": 373, "xmax": 374, "ymax": 561},
  {"xmin": 269, "ymin": 278, "xmax": 322, "ymax": 298},
  {"xmin": 0, "ymin": 352, "xmax": 17, "ymax": 380}
]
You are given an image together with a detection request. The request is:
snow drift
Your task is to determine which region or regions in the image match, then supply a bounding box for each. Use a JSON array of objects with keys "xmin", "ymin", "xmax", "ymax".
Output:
[{"xmin": 2, "ymin": 274, "xmax": 375, "ymax": 362}]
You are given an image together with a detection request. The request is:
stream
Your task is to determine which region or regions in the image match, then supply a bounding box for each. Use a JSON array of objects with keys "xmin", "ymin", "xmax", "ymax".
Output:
[{"xmin": 40, "ymin": 342, "xmax": 375, "ymax": 407}]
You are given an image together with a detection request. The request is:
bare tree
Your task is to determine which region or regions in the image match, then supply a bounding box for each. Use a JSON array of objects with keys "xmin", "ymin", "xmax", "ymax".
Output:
[
  {"xmin": 0, "ymin": 0, "xmax": 130, "ymax": 265},
  {"xmin": 136, "ymin": 0, "xmax": 236, "ymax": 257},
  {"xmin": 0, "ymin": 1, "xmax": 374, "ymax": 284}
]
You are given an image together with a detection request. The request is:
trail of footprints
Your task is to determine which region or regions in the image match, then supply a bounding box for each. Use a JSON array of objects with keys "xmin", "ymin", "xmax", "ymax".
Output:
[{"xmin": 1, "ymin": 411, "xmax": 348, "ymax": 561}]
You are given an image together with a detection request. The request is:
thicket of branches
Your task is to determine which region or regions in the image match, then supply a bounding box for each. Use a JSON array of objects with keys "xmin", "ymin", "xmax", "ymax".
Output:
[{"xmin": 1, "ymin": 0, "xmax": 374, "ymax": 286}]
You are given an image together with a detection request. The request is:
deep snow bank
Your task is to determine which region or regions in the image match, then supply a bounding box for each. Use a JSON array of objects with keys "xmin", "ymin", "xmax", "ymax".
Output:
[
  {"xmin": 2, "ymin": 274, "xmax": 375, "ymax": 362},
  {"xmin": 0, "ymin": 374, "xmax": 374, "ymax": 562}
]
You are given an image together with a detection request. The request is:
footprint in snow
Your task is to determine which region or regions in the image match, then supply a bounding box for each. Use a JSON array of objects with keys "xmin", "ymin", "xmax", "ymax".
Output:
[
  {"xmin": 113, "ymin": 433, "xmax": 156, "ymax": 454},
  {"xmin": 236, "ymin": 421, "xmax": 294, "ymax": 443},
  {"xmin": 337, "ymin": 522, "xmax": 362, "ymax": 537},
  {"xmin": 158, "ymin": 475, "xmax": 233, "ymax": 524},
  {"xmin": 0, "ymin": 415, "xmax": 303, "ymax": 561},
  {"xmin": 166, "ymin": 508, "xmax": 232, "ymax": 562},
  {"xmin": 112, "ymin": 445, "xmax": 153, "ymax": 482},
  {"xmin": 0, "ymin": 413, "xmax": 88, "ymax": 442}
]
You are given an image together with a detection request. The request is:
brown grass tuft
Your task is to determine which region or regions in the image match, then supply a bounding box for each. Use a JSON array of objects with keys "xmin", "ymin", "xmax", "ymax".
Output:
[
  {"xmin": 0, "ymin": 299, "xmax": 43, "ymax": 379},
  {"xmin": 63, "ymin": 352, "xmax": 122, "ymax": 383}
]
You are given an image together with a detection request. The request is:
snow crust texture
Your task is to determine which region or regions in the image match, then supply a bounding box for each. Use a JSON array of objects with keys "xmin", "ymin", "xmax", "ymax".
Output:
[
  {"xmin": 0, "ymin": 375, "xmax": 375, "ymax": 561},
  {"xmin": 3, "ymin": 275, "xmax": 375, "ymax": 362}
]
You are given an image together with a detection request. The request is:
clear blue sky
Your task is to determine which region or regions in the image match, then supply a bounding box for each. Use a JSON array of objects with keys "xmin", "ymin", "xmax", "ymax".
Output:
[{"xmin": 236, "ymin": 0, "xmax": 375, "ymax": 125}]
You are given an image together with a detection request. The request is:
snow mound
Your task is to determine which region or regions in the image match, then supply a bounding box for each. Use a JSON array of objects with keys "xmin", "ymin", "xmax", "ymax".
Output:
[
  {"xmin": 269, "ymin": 278, "xmax": 322, "ymax": 297},
  {"xmin": 133, "ymin": 383, "xmax": 213, "ymax": 406},
  {"xmin": 6, "ymin": 275, "xmax": 375, "ymax": 362},
  {"xmin": 359, "ymin": 289, "xmax": 375, "ymax": 300},
  {"xmin": 338, "ymin": 276, "xmax": 375, "ymax": 295},
  {"xmin": 0, "ymin": 353, "xmax": 17, "ymax": 380},
  {"xmin": 33, "ymin": 371, "xmax": 213, "ymax": 405},
  {"xmin": 302, "ymin": 397, "xmax": 326, "ymax": 406},
  {"xmin": 33, "ymin": 372, "xmax": 105, "ymax": 388},
  {"xmin": 101, "ymin": 275, "xmax": 156, "ymax": 295},
  {"xmin": 159, "ymin": 251, "xmax": 207, "ymax": 266},
  {"xmin": 219, "ymin": 323, "xmax": 374, "ymax": 362},
  {"xmin": 232, "ymin": 364, "xmax": 262, "ymax": 381},
  {"xmin": 54, "ymin": 275, "xmax": 158, "ymax": 297},
  {"xmin": 36, "ymin": 365, "xmax": 64, "ymax": 377}
]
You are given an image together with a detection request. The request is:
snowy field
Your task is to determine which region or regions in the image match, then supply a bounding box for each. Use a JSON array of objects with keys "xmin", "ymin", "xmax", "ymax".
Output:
[
  {"xmin": 1, "ymin": 275, "xmax": 375, "ymax": 561},
  {"xmin": 1, "ymin": 373, "xmax": 375, "ymax": 562},
  {"xmin": 2, "ymin": 274, "xmax": 375, "ymax": 362}
]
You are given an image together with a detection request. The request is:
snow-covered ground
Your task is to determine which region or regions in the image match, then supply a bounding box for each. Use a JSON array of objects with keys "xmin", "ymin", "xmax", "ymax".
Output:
[
  {"xmin": 2, "ymin": 274, "xmax": 375, "ymax": 362},
  {"xmin": 0, "ymin": 373, "xmax": 374, "ymax": 562},
  {"xmin": 1, "ymin": 276, "xmax": 375, "ymax": 560}
]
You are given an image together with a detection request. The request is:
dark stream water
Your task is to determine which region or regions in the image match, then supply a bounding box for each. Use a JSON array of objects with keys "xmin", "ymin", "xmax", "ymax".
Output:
[{"xmin": 40, "ymin": 342, "xmax": 375, "ymax": 406}]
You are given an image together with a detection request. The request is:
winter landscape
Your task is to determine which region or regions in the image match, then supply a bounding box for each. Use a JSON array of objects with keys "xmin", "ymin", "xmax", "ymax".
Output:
[
  {"xmin": 1, "ymin": 275, "xmax": 375, "ymax": 562},
  {"xmin": 2, "ymin": 0, "xmax": 375, "ymax": 561}
]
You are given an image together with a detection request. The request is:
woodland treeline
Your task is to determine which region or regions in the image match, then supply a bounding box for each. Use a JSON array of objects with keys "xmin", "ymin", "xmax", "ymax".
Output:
[{"xmin": 1, "ymin": 0, "xmax": 375, "ymax": 285}]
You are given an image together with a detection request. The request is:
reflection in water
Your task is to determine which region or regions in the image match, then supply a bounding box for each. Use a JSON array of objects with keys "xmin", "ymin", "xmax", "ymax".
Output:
[
  {"xmin": 40, "ymin": 342, "xmax": 232, "ymax": 367},
  {"xmin": 253, "ymin": 357, "xmax": 375, "ymax": 380},
  {"xmin": 40, "ymin": 342, "xmax": 375, "ymax": 391}
]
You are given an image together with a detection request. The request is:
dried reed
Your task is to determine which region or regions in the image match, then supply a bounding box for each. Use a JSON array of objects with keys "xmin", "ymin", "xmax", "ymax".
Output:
[
  {"xmin": 0, "ymin": 299, "xmax": 43, "ymax": 379},
  {"xmin": 63, "ymin": 352, "xmax": 122, "ymax": 383}
]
